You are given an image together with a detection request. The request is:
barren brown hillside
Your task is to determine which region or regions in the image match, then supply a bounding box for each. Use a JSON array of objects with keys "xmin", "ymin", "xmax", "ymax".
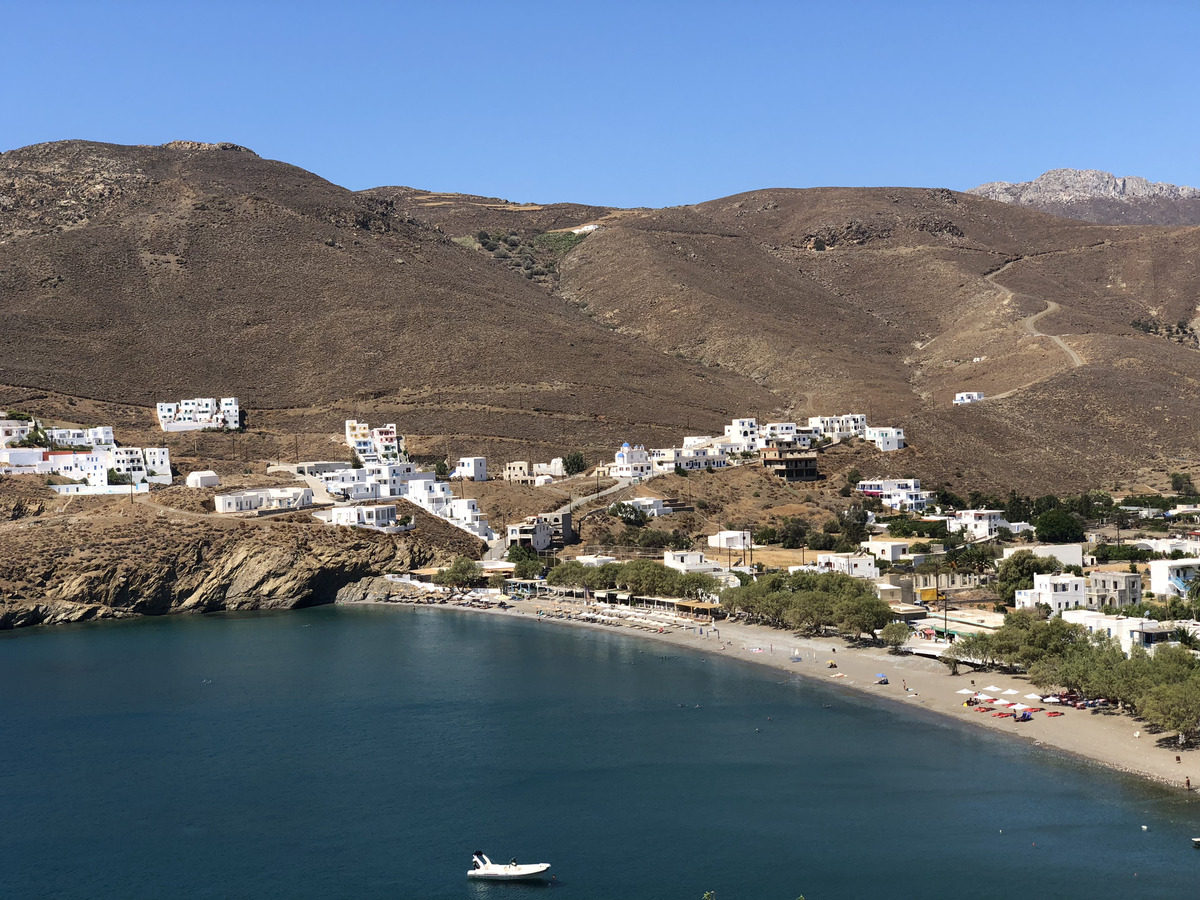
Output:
[
  {"xmin": 361, "ymin": 185, "xmax": 611, "ymax": 236},
  {"xmin": 3, "ymin": 140, "xmax": 1200, "ymax": 496},
  {"xmin": 0, "ymin": 140, "xmax": 775, "ymax": 448},
  {"xmin": 547, "ymin": 186, "xmax": 1200, "ymax": 491}
]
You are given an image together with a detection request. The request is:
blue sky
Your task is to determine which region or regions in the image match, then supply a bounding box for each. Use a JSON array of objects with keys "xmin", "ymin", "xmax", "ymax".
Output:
[{"xmin": 4, "ymin": 1, "xmax": 1198, "ymax": 207}]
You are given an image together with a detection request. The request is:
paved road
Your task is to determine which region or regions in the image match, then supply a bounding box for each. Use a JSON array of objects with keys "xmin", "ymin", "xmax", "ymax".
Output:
[
  {"xmin": 551, "ymin": 477, "xmax": 632, "ymax": 516},
  {"xmin": 483, "ymin": 476, "xmax": 633, "ymax": 561}
]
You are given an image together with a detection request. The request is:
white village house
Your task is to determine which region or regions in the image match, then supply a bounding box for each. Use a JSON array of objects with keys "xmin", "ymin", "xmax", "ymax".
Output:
[
  {"xmin": 856, "ymin": 478, "xmax": 933, "ymax": 512},
  {"xmin": 1015, "ymin": 570, "xmax": 1143, "ymax": 615},
  {"xmin": 532, "ymin": 458, "xmax": 566, "ymax": 478},
  {"xmin": 344, "ymin": 420, "xmax": 404, "ymax": 463},
  {"xmin": 1015, "ymin": 573, "xmax": 1087, "ymax": 615},
  {"xmin": 708, "ymin": 530, "xmax": 752, "ymax": 550},
  {"xmin": 323, "ymin": 504, "xmax": 402, "ymax": 532},
  {"xmin": 319, "ymin": 450, "xmax": 493, "ymax": 540},
  {"xmin": 949, "ymin": 509, "xmax": 1011, "ymax": 541},
  {"xmin": 1061, "ymin": 609, "xmax": 1175, "ymax": 656},
  {"xmin": 1147, "ymin": 558, "xmax": 1200, "ymax": 599},
  {"xmin": 452, "ymin": 457, "xmax": 487, "ymax": 482},
  {"xmin": 157, "ymin": 397, "xmax": 240, "ymax": 432},
  {"xmin": 0, "ymin": 419, "xmax": 34, "ymax": 446},
  {"xmin": 816, "ymin": 553, "xmax": 880, "ymax": 580},
  {"xmin": 215, "ymin": 486, "xmax": 313, "ymax": 514},
  {"xmin": 863, "ymin": 426, "xmax": 905, "ymax": 452},
  {"xmin": 1002, "ymin": 543, "xmax": 1085, "ymax": 570},
  {"xmin": 44, "ymin": 425, "xmax": 115, "ymax": 446},
  {"xmin": 1, "ymin": 444, "xmax": 172, "ymax": 489}
]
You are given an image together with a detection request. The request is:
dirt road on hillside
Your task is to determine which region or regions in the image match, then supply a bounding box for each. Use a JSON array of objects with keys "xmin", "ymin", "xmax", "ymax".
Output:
[{"xmin": 984, "ymin": 258, "xmax": 1085, "ymax": 400}]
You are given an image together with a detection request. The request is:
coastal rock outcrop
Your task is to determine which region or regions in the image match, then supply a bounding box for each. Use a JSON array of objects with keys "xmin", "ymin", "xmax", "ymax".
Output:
[{"xmin": 0, "ymin": 481, "xmax": 482, "ymax": 630}]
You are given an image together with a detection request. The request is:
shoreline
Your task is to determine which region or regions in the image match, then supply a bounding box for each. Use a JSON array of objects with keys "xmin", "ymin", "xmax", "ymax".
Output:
[{"xmin": 345, "ymin": 592, "xmax": 1200, "ymax": 792}]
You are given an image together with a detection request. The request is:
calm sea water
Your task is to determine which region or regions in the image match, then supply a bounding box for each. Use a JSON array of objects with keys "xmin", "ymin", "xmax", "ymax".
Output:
[{"xmin": 2, "ymin": 605, "xmax": 1198, "ymax": 899}]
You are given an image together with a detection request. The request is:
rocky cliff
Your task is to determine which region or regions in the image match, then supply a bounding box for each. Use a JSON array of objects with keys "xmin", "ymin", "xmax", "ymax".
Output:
[
  {"xmin": 969, "ymin": 168, "xmax": 1200, "ymax": 225},
  {"xmin": 0, "ymin": 480, "xmax": 481, "ymax": 629}
]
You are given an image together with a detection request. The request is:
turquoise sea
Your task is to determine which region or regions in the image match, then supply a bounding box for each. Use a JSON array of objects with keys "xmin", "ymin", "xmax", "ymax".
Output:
[{"xmin": 2, "ymin": 605, "xmax": 1198, "ymax": 899}]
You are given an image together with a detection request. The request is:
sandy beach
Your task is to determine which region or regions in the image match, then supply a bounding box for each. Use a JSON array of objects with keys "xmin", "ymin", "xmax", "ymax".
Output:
[{"xmin": 346, "ymin": 590, "xmax": 1200, "ymax": 791}]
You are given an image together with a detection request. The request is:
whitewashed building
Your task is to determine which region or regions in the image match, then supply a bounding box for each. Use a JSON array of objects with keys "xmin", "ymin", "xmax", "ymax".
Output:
[
  {"xmin": 628, "ymin": 497, "xmax": 671, "ymax": 518},
  {"xmin": 319, "ymin": 460, "xmax": 493, "ymax": 539},
  {"xmin": 43, "ymin": 425, "xmax": 115, "ymax": 447},
  {"xmin": 532, "ymin": 458, "xmax": 566, "ymax": 478},
  {"xmin": 863, "ymin": 537, "xmax": 925, "ymax": 564},
  {"xmin": 214, "ymin": 486, "xmax": 313, "ymax": 514},
  {"xmin": 663, "ymin": 550, "xmax": 723, "ymax": 575},
  {"xmin": 950, "ymin": 509, "xmax": 1011, "ymax": 541},
  {"xmin": 344, "ymin": 420, "xmax": 404, "ymax": 462},
  {"xmin": 186, "ymin": 470, "xmax": 220, "ymax": 488},
  {"xmin": 1015, "ymin": 573, "xmax": 1087, "ymax": 615},
  {"xmin": 157, "ymin": 397, "xmax": 240, "ymax": 431},
  {"xmin": 856, "ymin": 478, "xmax": 933, "ymax": 512},
  {"xmin": 1148, "ymin": 558, "xmax": 1200, "ymax": 599},
  {"xmin": 650, "ymin": 444, "xmax": 728, "ymax": 473},
  {"xmin": 0, "ymin": 419, "xmax": 33, "ymax": 447},
  {"xmin": 816, "ymin": 553, "xmax": 880, "ymax": 580},
  {"xmin": 808, "ymin": 414, "xmax": 867, "ymax": 440},
  {"xmin": 708, "ymin": 530, "xmax": 752, "ymax": 550},
  {"xmin": 452, "ymin": 457, "xmax": 487, "ymax": 482},
  {"xmin": 328, "ymin": 504, "xmax": 400, "ymax": 531},
  {"xmin": 1002, "ymin": 543, "xmax": 1085, "ymax": 570},
  {"xmin": 755, "ymin": 422, "xmax": 816, "ymax": 450},
  {"xmin": 954, "ymin": 392, "xmax": 985, "ymax": 405},
  {"xmin": 721, "ymin": 418, "xmax": 760, "ymax": 454},
  {"xmin": 1061, "ymin": 609, "xmax": 1175, "ymax": 656},
  {"xmin": 864, "ymin": 426, "xmax": 905, "ymax": 452},
  {"xmin": 0, "ymin": 435, "xmax": 170, "ymax": 486},
  {"xmin": 612, "ymin": 442, "xmax": 654, "ymax": 479}
]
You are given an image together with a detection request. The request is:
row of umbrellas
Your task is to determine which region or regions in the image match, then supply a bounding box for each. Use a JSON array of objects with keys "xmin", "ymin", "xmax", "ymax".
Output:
[{"xmin": 956, "ymin": 687, "xmax": 1064, "ymax": 705}]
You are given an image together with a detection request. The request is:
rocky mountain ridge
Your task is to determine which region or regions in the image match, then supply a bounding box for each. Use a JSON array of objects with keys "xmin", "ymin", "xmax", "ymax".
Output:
[{"xmin": 969, "ymin": 168, "xmax": 1200, "ymax": 225}]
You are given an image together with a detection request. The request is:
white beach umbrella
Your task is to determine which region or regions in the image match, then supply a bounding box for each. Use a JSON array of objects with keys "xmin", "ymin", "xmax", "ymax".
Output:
[
  {"xmin": 1013, "ymin": 703, "xmax": 1031, "ymax": 711},
  {"xmin": 1043, "ymin": 696, "xmax": 1062, "ymax": 703},
  {"xmin": 984, "ymin": 685, "xmax": 1003, "ymax": 692},
  {"xmin": 976, "ymin": 694, "xmax": 995, "ymax": 701},
  {"xmin": 1025, "ymin": 693, "xmax": 1044, "ymax": 700},
  {"xmin": 956, "ymin": 689, "xmax": 976, "ymax": 695},
  {"xmin": 1002, "ymin": 689, "xmax": 1020, "ymax": 696}
]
